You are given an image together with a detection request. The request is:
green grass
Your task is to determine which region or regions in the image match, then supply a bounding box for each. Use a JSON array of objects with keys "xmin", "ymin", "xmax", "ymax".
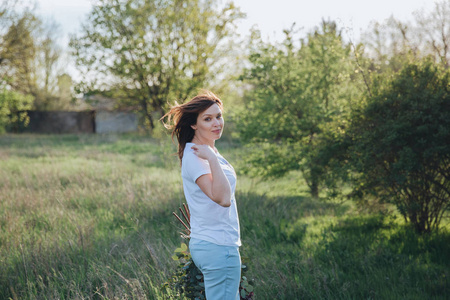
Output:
[{"xmin": 0, "ymin": 134, "xmax": 449, "ymax": 299}]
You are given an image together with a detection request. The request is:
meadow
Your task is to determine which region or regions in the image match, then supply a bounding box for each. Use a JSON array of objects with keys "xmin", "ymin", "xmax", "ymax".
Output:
[{"xmin": 0, "ymin": 134, "xmax": 449, "ymax": 299}]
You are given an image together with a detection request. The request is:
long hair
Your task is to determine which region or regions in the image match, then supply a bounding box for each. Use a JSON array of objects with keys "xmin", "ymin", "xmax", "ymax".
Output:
[{"xmin": 161, "ymin": 91, "xmax": 223, "ymax": 161}]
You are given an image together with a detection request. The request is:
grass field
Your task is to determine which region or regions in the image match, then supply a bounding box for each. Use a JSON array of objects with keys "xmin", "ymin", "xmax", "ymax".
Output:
[{"xmin": 0, "ymin": 134, "xmax": 449, "ymax": 299}]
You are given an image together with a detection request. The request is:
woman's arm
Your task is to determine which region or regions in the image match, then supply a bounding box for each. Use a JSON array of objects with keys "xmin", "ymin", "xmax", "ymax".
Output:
[{"xmin": 191, "ymin": 144, "xmax": 232, "ymax": 207}]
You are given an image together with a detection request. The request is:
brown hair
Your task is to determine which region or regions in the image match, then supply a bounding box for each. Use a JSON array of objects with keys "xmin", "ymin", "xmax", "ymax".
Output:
[{"xmin": 161, "ymin": 91, "xmax": 223, "ymax": 161}]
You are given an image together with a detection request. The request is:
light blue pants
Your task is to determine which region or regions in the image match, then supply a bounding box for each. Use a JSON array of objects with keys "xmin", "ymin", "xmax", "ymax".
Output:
[{"xmin": 189, "ymin": 238, "xmax": 241, "ymax": 300}]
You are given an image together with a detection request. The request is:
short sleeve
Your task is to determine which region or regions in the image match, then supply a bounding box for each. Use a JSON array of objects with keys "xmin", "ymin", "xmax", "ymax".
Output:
[{"xmin": 182, "ymin": 151, "xmax": 211, "ymax": 182}]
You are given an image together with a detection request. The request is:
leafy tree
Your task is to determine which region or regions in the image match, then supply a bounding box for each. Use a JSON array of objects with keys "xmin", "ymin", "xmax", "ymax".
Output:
[
  {"xmin": 0, "ymin": 2, "xmax": 36, "ymax": 89},
  {"xmin": 0, "ymin": 3, "xmax": 67, "ymax": 111},
  {"xmin": 0, "ymin": 0, "xmax": 21, "ymax": 57},
  {"xmin": 238, "ymin": 21, "xmax": 361, "ymax": 197},
  {"xmin": 0, "ymin": 1, "xmax": 35, "ymax": 132},
  {"xmin": 344, "ymin": 59, "xmax": 450, "ymax": 233},
  {"xmin": 70, "ymin": 0, "xmax": 244, "ymax": 129}
]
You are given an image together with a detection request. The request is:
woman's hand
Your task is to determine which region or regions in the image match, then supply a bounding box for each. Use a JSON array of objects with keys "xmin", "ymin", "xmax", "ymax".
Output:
[{"xmin": 191, "ymin": 144, "xmax": 216, "ymax": 161}]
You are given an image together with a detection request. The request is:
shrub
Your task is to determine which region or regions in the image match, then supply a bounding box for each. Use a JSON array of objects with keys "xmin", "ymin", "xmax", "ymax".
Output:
[
  {"xmin": 0, "ymin": 89, "xmax": 33, "ymax": 133},
  {"xmin": 346, "ymin": 59, "xmax": 450, "ymax": 233}
]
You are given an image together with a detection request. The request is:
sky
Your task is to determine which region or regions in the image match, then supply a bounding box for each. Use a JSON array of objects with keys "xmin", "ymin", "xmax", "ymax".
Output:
[
  {"xmin": 33, "ymin": 0, "xmax": 438, "ymax": 43},
  {"xmin": 29, "ymin": 0, "xmax": 438, "ymax": 78}
]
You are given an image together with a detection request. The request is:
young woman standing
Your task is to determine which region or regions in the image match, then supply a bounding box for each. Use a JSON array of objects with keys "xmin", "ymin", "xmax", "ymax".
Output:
[{"xmin": 162, "ymin": 91, "xmax": 241, "ymax": 299}]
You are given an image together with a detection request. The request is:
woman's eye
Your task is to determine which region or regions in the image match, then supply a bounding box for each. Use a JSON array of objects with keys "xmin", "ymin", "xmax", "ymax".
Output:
[
  {"xmin": 205, "ymin": 118, "xmax": 211, "ymax": 121},
  {"xmin": 217, "ymin": 115, "xmax": 222, "ymax": 119}
]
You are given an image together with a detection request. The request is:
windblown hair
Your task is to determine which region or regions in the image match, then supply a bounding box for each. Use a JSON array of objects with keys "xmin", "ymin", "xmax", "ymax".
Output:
[{"xmin": 161, "ymin": 91, "xmax": 223, "ymax": 161}]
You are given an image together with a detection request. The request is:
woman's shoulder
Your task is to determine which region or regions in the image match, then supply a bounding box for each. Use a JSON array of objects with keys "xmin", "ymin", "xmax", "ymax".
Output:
[
  {"xmin": 182, "ymin": 143, "xmax": 210, "ymax": 178},
  {"xmin": 182, "ymin": 143, "xmax": 203, "ymax": 165},
  {"xmin": 183, "ymin": 143, "xmax": 195, "ymax": 158}
]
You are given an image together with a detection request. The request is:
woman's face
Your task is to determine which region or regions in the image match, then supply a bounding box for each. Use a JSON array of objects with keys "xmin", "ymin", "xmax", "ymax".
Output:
[{"xmin": 191, "ymin": 104, "xmax": 224, "ymax": 143}]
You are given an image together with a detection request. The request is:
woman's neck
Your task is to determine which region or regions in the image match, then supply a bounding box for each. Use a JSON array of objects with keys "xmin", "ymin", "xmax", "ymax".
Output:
[{"xmin": 191, "ymin": 136, "xmax": 215, "ymax": 149}]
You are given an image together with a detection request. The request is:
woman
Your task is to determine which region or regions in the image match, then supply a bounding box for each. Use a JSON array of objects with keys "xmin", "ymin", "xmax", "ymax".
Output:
[{"xmin": 162, "ymin": 91, "xmax": 241, "ymax": 300}]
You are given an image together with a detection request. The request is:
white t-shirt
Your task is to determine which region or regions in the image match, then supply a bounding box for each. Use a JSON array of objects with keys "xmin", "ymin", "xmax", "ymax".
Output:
[{"xmin": 181, "ymin": 142, "xmax": 241, "ymax": 247}]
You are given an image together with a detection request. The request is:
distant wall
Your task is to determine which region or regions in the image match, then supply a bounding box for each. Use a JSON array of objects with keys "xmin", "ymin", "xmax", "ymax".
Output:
[
  {"xmin": 23, "ymin": 111, "xmax": 138, "ymax": 134},
  {"xmin": 95, "ymin": 111, "xmax": 138, "ymax": 134},
  {"xmin": 25, "ymin": 111, "xmax": 95, "ymax": 134}
]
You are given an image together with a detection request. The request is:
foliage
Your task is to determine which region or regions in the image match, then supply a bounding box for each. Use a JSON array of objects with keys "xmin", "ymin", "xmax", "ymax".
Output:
[
  {"xmin": 0, "ymin": 89, "xmax": 33, "ymax": 133},
  {"xmin": 70, "ymin": 0, "xmax": 244, "ymax": 129},
  {"xmin": 0, "ymin": 2, "xmax": 71, "ymax": 111},
  {"xmin": 238, "ymin": 21, "xmax": 362, "ymax": 197},
  {"xmin": 344, "ymin": 59, "xmax": 450, "ymax": 233},
  {"xmin": 163, "ymin": 242, "xmax": 254, "ymax": 299},
  {"xmin": 163, "ymin": 242, "xmax": 205, "ymax": 299}
]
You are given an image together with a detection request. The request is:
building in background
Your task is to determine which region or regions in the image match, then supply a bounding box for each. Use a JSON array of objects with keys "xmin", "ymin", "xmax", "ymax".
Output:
[{"xmin": 24, "ymin": 95, "xmax": 138, "ymax": 134}]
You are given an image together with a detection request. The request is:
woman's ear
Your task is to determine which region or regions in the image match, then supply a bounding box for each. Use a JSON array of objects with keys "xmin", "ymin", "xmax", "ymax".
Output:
[{"xmin": 191, "ymin": 124, "xmax": 197, "ymax": 130}]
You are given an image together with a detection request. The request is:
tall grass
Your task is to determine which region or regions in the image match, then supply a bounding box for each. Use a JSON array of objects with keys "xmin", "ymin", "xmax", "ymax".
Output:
[{"xmin": 0, "ymin": 134, "xmax": 448, "ymax": 299}]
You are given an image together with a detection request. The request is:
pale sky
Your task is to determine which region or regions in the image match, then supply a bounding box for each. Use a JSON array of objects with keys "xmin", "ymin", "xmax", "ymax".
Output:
[
  {"xmin": 34, "ymin": 0, "xmax": 437, "ymax": 43},
  {"xmin": 29, "ymin": 0, "xmax": 438, "ymax": 78}
]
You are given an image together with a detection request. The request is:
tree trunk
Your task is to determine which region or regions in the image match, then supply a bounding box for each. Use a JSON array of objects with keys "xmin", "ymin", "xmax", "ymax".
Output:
[
  {"xmin": 310, "ymin": 177, "xmax": 319, "ymax": 198},
  {"xmin": 302, "ymin": 166, "xmax": 320, "ymax": 198},
  {"xmin": 146, "ymin": 112, "xmax": 155, "ymax": 130},
  {"xmin": 309, "ymin": 166, "xmax": 320, "ymax": 198},
  {"xmin": 140, "ymin": 98, "xmax": 155, "ymax": 130}
]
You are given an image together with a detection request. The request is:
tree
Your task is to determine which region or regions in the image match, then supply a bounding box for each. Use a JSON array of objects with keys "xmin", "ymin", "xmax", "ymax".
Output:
[
  {"xmin": 0, "ymin": 3, "xmax": 67, "ymax": 111},
  {"xmin": 70, "ymin": 0, "xmax": 244, "ymax": 129},
  {"xmin": 238, "ymin": 21, "xmax": 361, "ymax": 197},
  {"xmin": 361, "ymin": 16, "xmax": 418, "ymax": 74},
  {"xmin": 32, "ymin": 20, "xmax": 65, "ymax": 110},
  {"xmin": 362, "ymin": 0, "xmax": 450, "ymax": 70},
  {"xmin": 0, "ymin": 0, "xmax": 21, "ymax": 66},
  {"xmin": 53, "ymin": 73, "xmax": 74, "ymax": 110},
  {"xmin": 414, "ymin": 0, "xmax": 450, "ymax": 67},
  {"xmin": 344, "ymin": 59, "xmax": 450, "ymax": 233}
]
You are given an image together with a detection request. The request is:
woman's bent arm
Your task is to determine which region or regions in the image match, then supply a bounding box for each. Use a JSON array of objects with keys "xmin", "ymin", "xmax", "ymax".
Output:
[{"xmin": 192, "ymin": 145, "xmax": 232, "ymax": 207}]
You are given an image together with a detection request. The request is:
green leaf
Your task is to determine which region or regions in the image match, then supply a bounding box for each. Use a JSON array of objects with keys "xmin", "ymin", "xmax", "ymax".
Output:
[{"xmin": 240, "ymin": 289, "xmax": 248, "ymax": 297}]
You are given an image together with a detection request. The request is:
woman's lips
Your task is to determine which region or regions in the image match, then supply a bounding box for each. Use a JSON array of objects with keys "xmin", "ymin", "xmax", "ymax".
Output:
[{"xmin": 213, "ymin": 129, "xmax": 221, "ymax": 134}]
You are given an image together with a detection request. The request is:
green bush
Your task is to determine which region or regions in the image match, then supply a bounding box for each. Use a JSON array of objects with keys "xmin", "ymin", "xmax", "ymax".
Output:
[
  {"xmin": 345, "ymin": 59, "xmax": 450, "ymax": 233},
  {"xmin": 0, "ymin": 89, "xmax": 33, "ymax": 133}
]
